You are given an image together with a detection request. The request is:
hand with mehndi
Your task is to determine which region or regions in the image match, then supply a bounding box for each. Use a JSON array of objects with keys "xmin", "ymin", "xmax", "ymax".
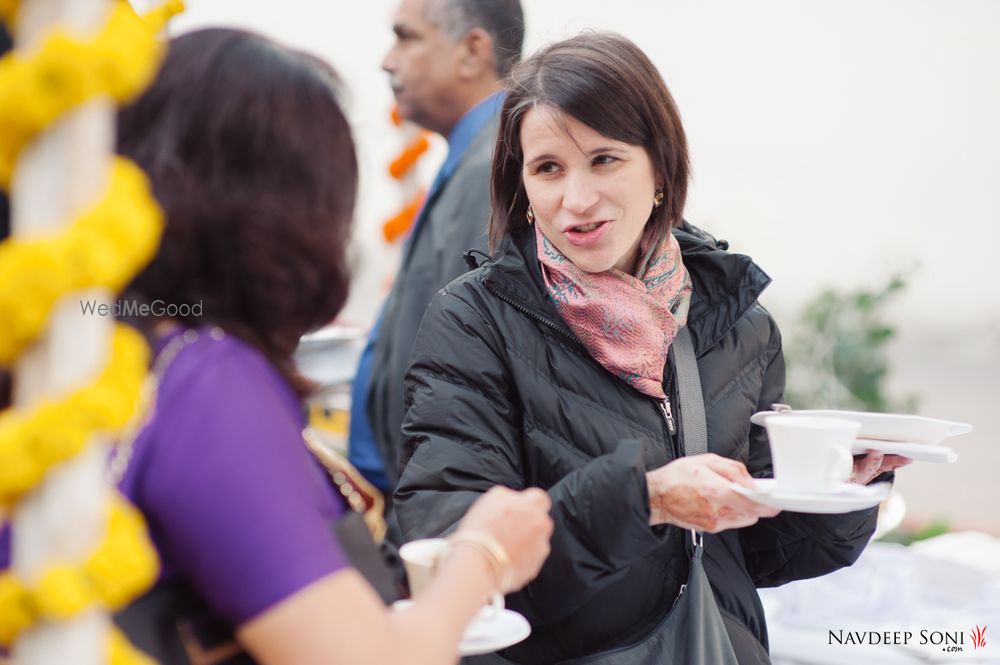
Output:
[{"xmin": 646, "ymin": 454, "xmax": 781, "ymax": 532}]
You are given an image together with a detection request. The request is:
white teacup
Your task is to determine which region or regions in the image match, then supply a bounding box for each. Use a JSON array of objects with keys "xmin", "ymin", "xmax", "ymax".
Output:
[
  {"xmin": 399, "ymin": 538, "xmax": 504, "ymax": 616},
  {"xmin": 763, "ymin": 415, "xmax": 859, "ymax": 493}
]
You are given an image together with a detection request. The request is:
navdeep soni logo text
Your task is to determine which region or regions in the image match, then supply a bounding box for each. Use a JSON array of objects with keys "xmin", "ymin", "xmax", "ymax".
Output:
[{"xmin": 829, "ymin": 625, "xmax": 988, "ymax": 654}]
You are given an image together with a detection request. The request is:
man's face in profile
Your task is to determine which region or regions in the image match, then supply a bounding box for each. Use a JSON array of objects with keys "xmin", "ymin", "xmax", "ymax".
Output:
[{"xmin": 382, "ymin": 0, "xmax": 462, "ymax": 134}]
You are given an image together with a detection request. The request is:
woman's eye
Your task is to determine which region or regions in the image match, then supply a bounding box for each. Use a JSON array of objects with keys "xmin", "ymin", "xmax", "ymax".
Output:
[
  {"xmin": 535, "ymin": 161, "xmax": 559, "ymax": 174},
  {"xmin": 593, "ymin": 155, "xmax": 618, "ymax": 166}
]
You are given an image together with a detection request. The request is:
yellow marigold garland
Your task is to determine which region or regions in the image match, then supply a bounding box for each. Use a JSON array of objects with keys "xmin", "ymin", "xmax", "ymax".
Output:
[
  {"xmin": 0, "ymin": 0, "xmax": 173, "ymax": 189},
  {"xmin": 0, "ymin": 493, "xmax": 159, "ymax": 647},
  {"xmin": 141, "ymin": 0, "xmax": 185, "ymax": 33},
  {"xmin": 1, "ymin": 0, "xmax": 183, "ymax": 33},
  {"xmin": 0, "ymin": 323, "xmax": 150, "ymax": 507},
  {"xmin": 0, "ymin": 157, "xmax": 163, "ymax": 366},
  {"xmin": 0, "ymin": 1, "xmax": 182, "ymax": 661}
]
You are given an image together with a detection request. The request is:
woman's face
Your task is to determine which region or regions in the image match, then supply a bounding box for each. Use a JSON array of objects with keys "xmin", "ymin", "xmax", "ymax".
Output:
[{"xmin": 520, "ymin": 106, "xmax": 659, "ymax": 275}]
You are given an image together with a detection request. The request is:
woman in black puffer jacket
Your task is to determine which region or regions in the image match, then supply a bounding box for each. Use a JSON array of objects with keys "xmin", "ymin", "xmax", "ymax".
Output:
[{"xmin": 394, "ymin": 32, "xmax": 898, "ymax": 665}]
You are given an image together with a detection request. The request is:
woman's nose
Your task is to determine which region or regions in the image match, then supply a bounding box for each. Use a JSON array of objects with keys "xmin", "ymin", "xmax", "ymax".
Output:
[{"xmin": 561, "ymin": 172, "xmax": 600, "ymax": 215}]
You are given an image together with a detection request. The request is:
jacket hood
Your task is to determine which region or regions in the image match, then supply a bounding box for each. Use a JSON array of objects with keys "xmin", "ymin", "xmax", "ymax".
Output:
[{"xmin": 480, "ymin": 221, "xmax": 772, "ymax": 356}]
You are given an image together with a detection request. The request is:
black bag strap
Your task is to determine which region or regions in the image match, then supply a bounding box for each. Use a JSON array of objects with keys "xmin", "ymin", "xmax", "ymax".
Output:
[
  {"xmin": 673, "ymin": 327, "xmax": 707, "ymax": 547},
  {"xmin": 673, "ymin": 327, "xmax": 706, "ymax": 457}
]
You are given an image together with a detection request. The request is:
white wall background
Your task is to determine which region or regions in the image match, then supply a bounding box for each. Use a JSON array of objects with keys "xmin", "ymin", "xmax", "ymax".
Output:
[{"xmin": 162, "ymin": 0, "xmax": 1000, "ymax": 531}]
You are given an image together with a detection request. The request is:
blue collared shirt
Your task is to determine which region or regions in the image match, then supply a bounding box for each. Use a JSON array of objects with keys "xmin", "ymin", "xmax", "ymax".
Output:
[
  {"xmin": 403, "ymin": 91, "xmax": 504, "ymax": 252},
  {"xmin": 440, "ymin": 91, "xmax": 504, "ymax": 183},
  {"xmin": 348, "ymin": 92, "xmax": 504, "ymax": 491}
]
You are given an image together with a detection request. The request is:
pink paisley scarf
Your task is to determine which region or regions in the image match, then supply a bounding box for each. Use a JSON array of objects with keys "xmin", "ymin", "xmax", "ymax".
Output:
[{"xmin": 535, "ymin": 224, "xmax": 692, "ymax": 399}]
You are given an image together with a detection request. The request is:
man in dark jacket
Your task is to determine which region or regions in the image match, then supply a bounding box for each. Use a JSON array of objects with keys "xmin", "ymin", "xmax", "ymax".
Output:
[
  {"xmin": 395, "ymin": 223, "xmax": 888, "ymax": 664},
  {"xmin": 348, "ymin": 0, "xmax": 525, "ymax": 492}
]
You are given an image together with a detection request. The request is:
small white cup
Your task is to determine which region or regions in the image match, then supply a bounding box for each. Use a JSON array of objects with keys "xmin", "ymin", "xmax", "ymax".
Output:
[
  {"xmin": 399, "ymin": 538, "xmax": 449, "ymax": 598},
  {"xmin": 763, "ymin": 415, "xmax": 859, "ymax": 493},
  {"xmin": 399, "ymin": 538, "xmax": 504, "ymax": 616}
]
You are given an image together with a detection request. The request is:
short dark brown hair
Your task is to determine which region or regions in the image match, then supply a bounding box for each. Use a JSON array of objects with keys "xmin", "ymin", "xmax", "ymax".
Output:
[
  {"xmin": 117, "ymin": 28, "xmax": 357, "ymax": 396},
  {"xmin": 489, "ymin": 32, "xmax": 689, "ymax": 253},
  {"xmin": 429, "ymin": 0, "xmax": 524, "ymax": 78}
]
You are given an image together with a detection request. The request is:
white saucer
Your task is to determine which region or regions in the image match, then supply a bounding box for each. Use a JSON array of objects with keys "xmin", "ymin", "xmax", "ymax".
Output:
[
  {"xmin": 731, "ymin": 479, "xmax": 892, "ymax": 514},
  {"xmin": 750, "ymin": 409, "xmax": 972, "ymax": 445},
  {"xmin": 392, "ymin": 600, "xmax": 531, "ymax": 656},
  {"xmin": 851, "ymin": 439, "xmax": 958, "ymax": 463}
]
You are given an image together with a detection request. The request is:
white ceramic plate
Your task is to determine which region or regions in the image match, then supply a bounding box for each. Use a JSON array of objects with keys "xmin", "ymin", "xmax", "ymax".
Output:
[
  {"xmin": 392, "ymin": 600, "xmax": 531, "ymax": 656},
  {"xmin": 750, "ymin": 409, "xmax": 972, "ymax": 445},
  {"xmin": 297, "ymin": 324, "xmax": 366, "ymax": 348},
  {"xmin": 731, "ymin": 479, "xmax": 891, "ymax": 514},
  {"xmin": 295, "ymin": 326, "xmax": 367, "ymax": 386},
  {"xmin": 851, "ymin": 439, "xmax": 958, "ymax": 463}
]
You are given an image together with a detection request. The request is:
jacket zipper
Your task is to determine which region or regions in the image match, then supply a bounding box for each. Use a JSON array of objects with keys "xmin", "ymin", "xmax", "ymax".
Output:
[
  {"xmin": 671, "ymin": 583, "xmax": 687, "ymax": 609},
  {"xmin": 657, "ymin": 398, "xmax": 677, "ymax": 436},
  {"xmin": 656, "ymin": 368, "xmax": 677, "ymax": 436},
  {"xmin": 484, "ymin": 281, "xmax": 586, "ymax": 350}
]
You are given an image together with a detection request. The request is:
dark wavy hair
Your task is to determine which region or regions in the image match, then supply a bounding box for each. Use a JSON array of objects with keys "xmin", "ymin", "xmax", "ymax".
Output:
[
  {"xmin": 117, "ymin": 28, "xmax": 357, "ymax": 396},
  {"xmin": 489, "ymin": 32, "xmax": 689, "ymax": 254}
]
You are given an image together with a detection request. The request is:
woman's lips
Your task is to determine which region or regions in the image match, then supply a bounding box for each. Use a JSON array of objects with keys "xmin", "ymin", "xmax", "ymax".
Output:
[{"xmin": 563, "ymin": 220, "xmax": 611, "ymax": 246}]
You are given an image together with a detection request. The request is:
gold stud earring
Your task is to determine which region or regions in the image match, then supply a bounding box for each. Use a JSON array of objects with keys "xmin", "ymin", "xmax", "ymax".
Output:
[
  {"xmin": 526, "ymin": 206, "xmax": 535, "ymax": 224},
  {"xmin": 653, "ymin": 191, "xmax": 664, "ymax": 208}
]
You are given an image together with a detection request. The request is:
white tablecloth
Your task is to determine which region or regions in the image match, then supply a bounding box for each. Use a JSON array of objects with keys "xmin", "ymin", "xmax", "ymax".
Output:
[{"xmin": 761, "ymin": 534, "xmax": 1000, "ymax": 664}]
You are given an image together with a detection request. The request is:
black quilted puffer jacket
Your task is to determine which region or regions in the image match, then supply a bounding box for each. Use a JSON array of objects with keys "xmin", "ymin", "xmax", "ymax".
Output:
[{"xmin": 394, "ymin": 223, "xmax": 878, "ymax": 664}]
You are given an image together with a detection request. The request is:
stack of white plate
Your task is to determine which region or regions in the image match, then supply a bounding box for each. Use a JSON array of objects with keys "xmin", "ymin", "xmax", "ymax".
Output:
[
  {"xmin": 750, "ymin": 409, "xmax": 973, "ymax": 464},
  {"xmin": 295, "ymin": 324, "xmax": 367, "ymax": 387}
]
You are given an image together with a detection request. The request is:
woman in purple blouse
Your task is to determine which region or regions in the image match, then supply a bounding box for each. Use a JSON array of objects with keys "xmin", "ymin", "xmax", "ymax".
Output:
[{"xmin": 111, "ymin": 28, "xmax": 553, "ymax": 664}]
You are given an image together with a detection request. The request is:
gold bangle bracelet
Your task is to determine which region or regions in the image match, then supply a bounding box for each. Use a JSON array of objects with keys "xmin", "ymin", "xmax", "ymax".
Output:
[{"xmin": 448, "ymin": 530, "xmax": 513, "ymax": 593}]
